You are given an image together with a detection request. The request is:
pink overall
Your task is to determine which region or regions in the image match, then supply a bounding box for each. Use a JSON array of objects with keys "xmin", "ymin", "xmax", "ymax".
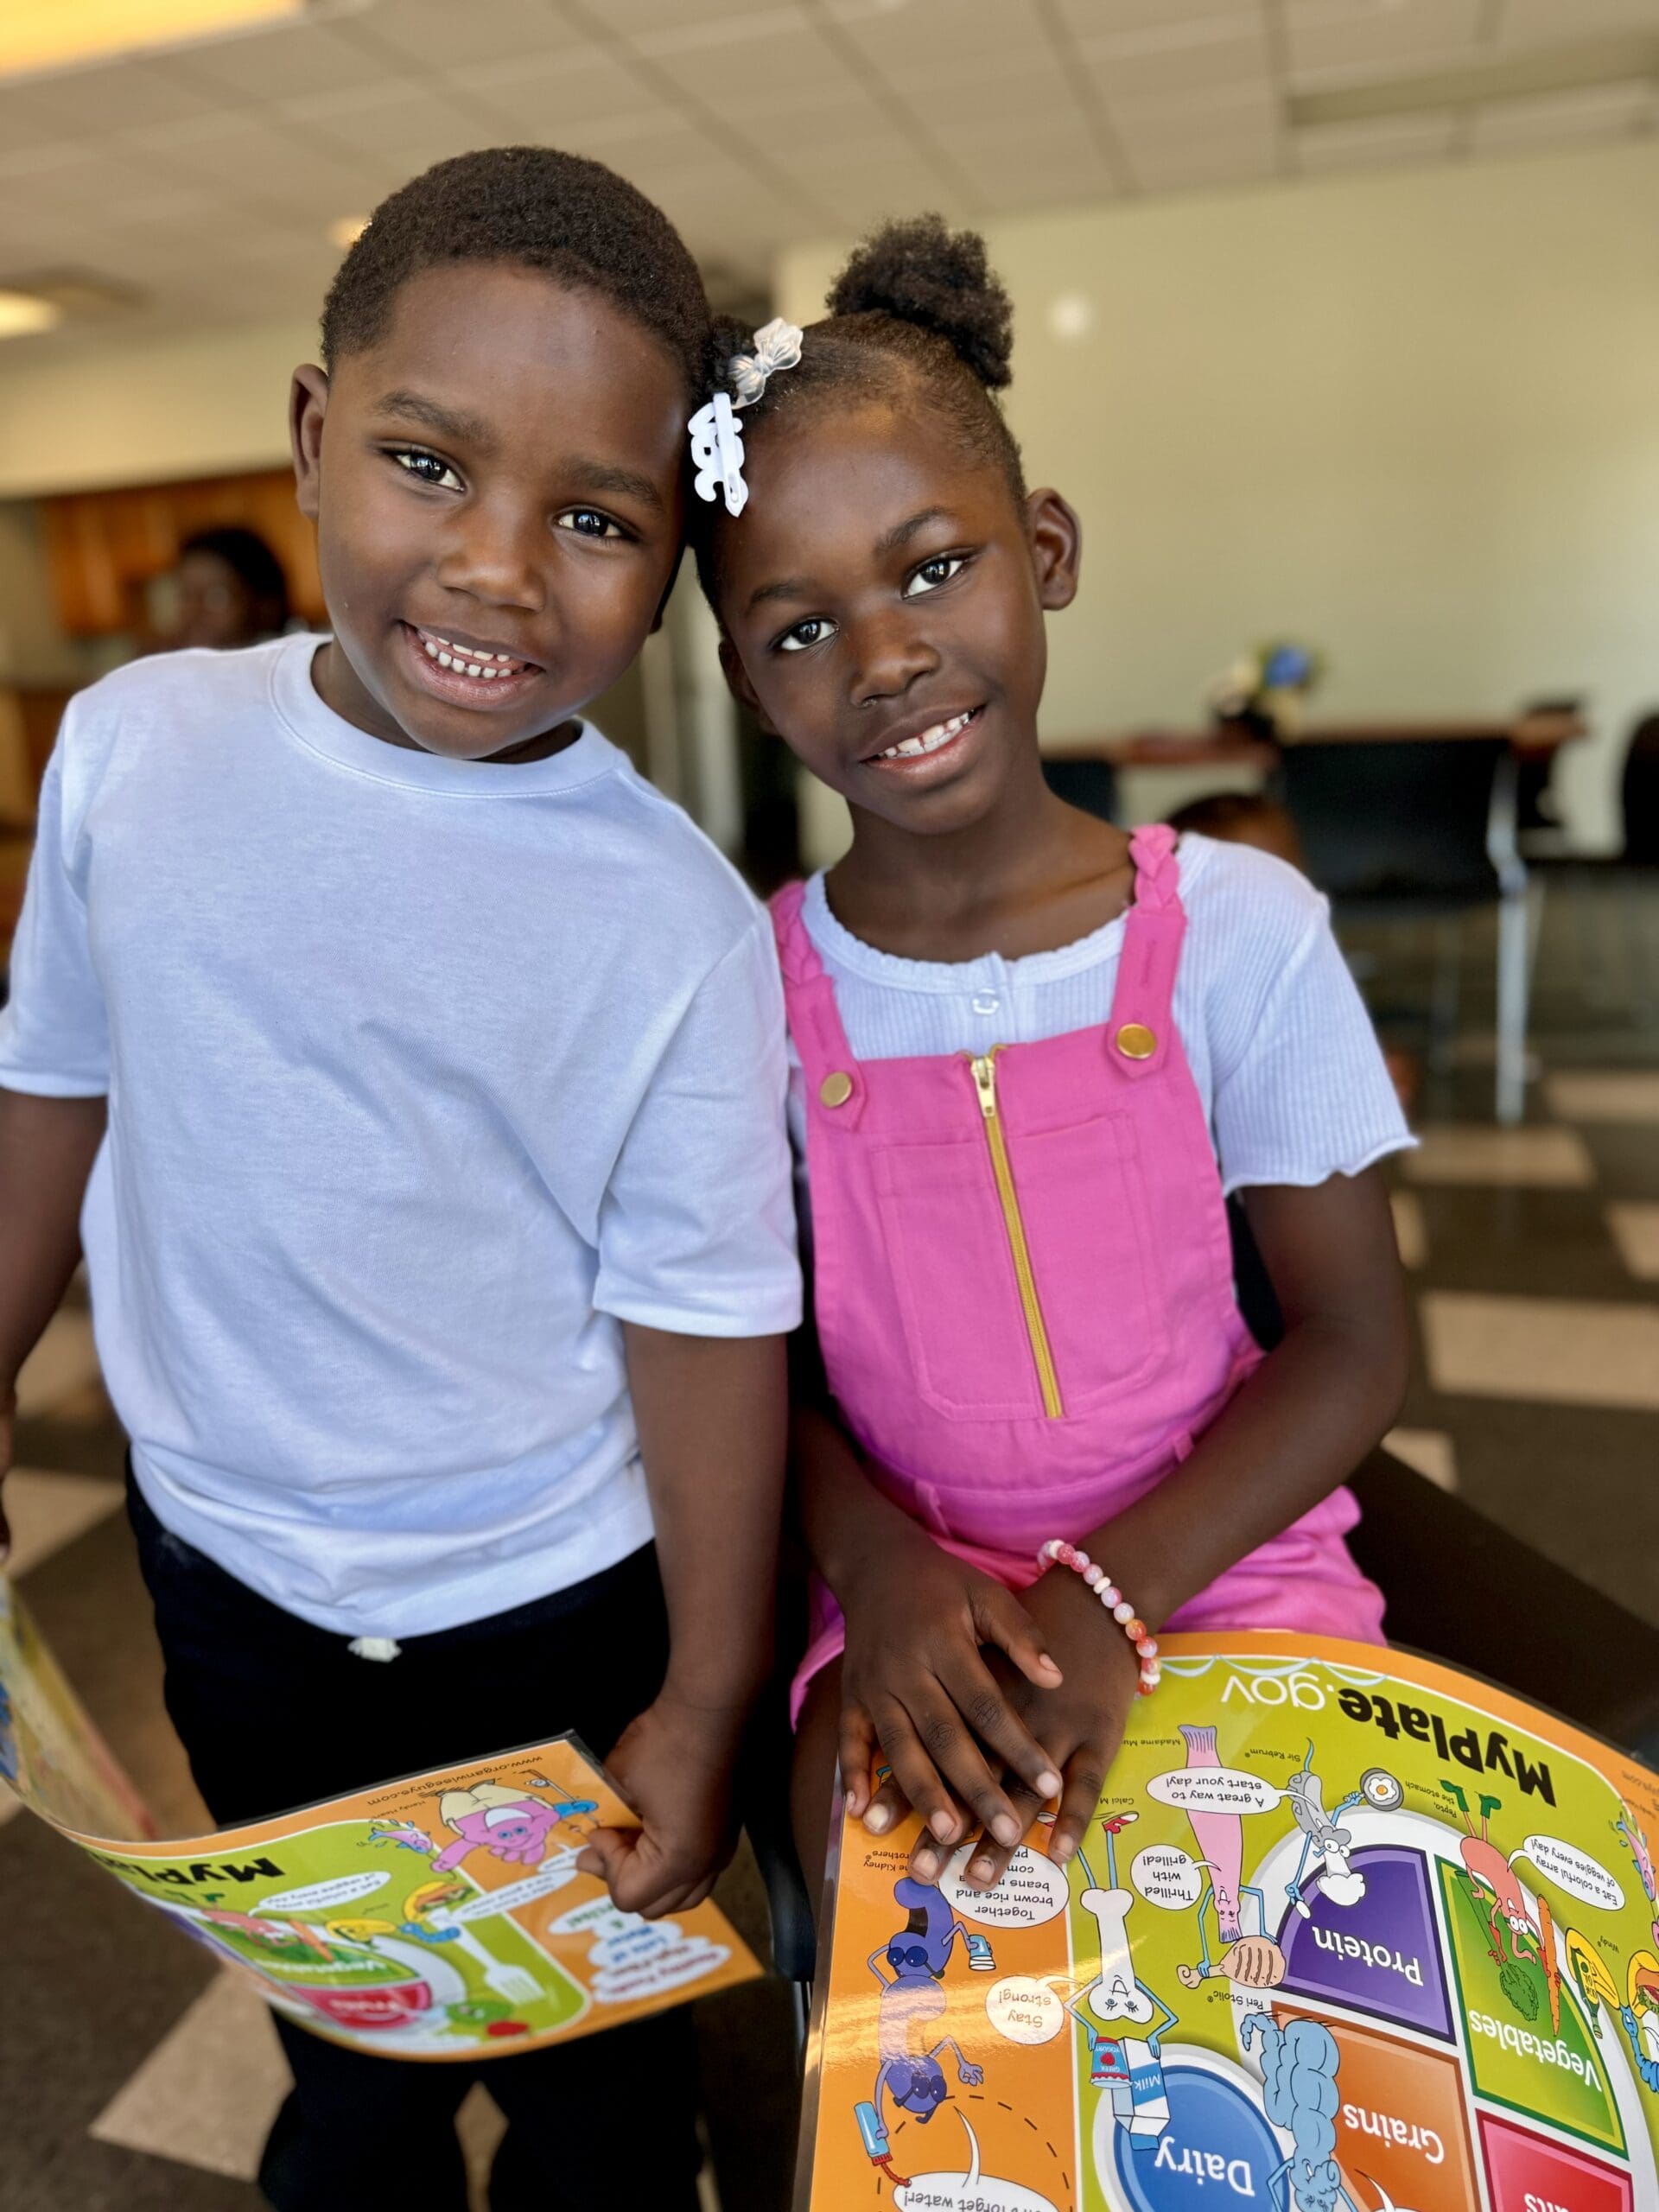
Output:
[{"xmin": 776, "ymin": 826, "xmax": 1385, "ymax": 1724}]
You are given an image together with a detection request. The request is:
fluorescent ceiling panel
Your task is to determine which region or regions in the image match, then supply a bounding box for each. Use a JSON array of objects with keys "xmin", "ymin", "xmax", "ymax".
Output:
[{"xmin": 0, "ymin": 0, "xmax": 314, "ymax": 83}]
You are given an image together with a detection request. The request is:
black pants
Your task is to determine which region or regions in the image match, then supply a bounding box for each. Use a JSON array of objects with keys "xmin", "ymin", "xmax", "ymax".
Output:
[{"xmin": 127, "ymin": 1478, "xmax": 701, "ymax": 2212}]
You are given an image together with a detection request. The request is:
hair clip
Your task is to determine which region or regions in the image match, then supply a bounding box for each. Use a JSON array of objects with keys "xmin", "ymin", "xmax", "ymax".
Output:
[
  {"xmin": 688, "ymin": 391, "xmax": 747, "ymax": 517},
  {"xmin": 687, "ymin": 317, "xmax": 804, "ymax": 514}
]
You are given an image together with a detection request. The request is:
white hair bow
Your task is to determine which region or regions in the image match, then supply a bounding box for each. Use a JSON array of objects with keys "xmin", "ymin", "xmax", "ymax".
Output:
[
  {"xmin": 727, "ymin": 316, "xmax": 804, "ymax": 409},
  {"xmin": 687, "ymin": 317, "xmax": 804, "ymax": 515}
]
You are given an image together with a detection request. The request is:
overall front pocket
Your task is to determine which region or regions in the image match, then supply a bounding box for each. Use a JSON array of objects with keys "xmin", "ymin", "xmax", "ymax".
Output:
[{"xmin": 872, "ymin": 1097, "xmax": 1166, "ymax": 1425}]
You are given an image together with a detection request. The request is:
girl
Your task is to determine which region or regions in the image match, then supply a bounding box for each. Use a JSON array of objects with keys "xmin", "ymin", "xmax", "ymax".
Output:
[{"xmin": 692, "ymin": 218, "xmax": 1414, "ymax": 1901}]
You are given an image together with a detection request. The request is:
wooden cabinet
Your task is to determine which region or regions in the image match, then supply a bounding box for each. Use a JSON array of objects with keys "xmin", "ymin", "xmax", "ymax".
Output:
[{"xmin": 40, "ymin": 469, "xmax": 323, "ymax": 637}]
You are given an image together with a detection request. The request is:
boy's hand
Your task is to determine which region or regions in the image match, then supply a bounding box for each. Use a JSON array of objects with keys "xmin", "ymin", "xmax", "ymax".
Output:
[
  {"xmin": 576, "ymin": 1691, "xmax": 744, "ymax": 1919},
  {"xmin": 0, "ymin": 1383, "xmax": 12, "ymax": 1565},
  {"xmin": 836, "ymin": 1522, "xmax": 1067, "ymax": 1873}
]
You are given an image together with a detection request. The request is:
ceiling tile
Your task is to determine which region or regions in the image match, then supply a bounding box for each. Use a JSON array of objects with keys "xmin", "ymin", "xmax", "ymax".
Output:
[
  {"xmin": 1495, "ymin": 0, "xmax": 1659, "ymax": 44},
  {"xmin": 1294, "ymin": 111, "xmax": 1459, "ymax": 169},
  {"xmin": 633, "ymin": 10, "xmax": 863, "ymax": 105},
  {"xmin": 0, "ymin": 86, "xmax": 75, "ymax": 152},
  {"xmin": 128, "ymin": 111, "xmax": 382, "ymax": 204},
  {"xmin": 1107, "ymin": 78, "xmax": 1280, "ymax": 143},
  {"xmin": 562, "ymin": 0, "xmax": 754, "ymax": 29},
  {"xmin": 1124, "ymin": 131, "xmax": 1281, "ymax": 189},
  {"xmin": 894, "ymin": 52, "xmax": 1079, "ymax": 128},
  {"xmin": 881, "ymin": 35, "xmax": 1075, "ymax": 98},
  {"xmin": 1284, "ymin": 0, "xmax": 1485, "ymax": 83},
  {"xmin": 346, "ymin": 0, "xmax": 574, "ymax": 62},
  {"xmin": 837, "ymin": 0, "xmax": 1052, "ymax": 74},
  {"xmin": 1052, "ymin": 0, "xmax": 1262, "ymax": 33},
  {"xmin": 276, "ymin": 81, "xmax": 501, "ymax": 166},
  {"xmin": 165, "ymin": 19, "xmax": 396, "ymax": 100},
  {"xmin": 449, "ymin": 46, "xmax": 661, "ymax": 130},
  {"xmin": 976, "ymin": 137, "xmax": 1121, "ymax": 209},
  {"xmin": 10, "ymin": 57, "xmax": 225, "ymax": 137},
  {"xmin": 0, "ymin": 140, "xmax": 168, "ymax": 210},
  {"xmin": 533, "ymin": 111, "xmax": 710, "ymax": 164},
  {"xmin": 1471, "ymin": 79, "xmax": 1656, "ymax": 149},
  {"xmin": 732, "ymin": 88, "xmax": 892, "ymax": 157},
  {"xmin": 1081, "ymin": 13, "xmax": 1274, "ymax": 99},
  {"xmin": 0, "ymin": 214, "xmax": 113, "ymax": 275}
]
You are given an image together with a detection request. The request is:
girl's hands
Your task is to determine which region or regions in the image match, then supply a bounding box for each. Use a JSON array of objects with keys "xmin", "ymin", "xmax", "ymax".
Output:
[
  {"xmin": 952, "ymin": 1569, "xmax": 1141, "ymax": 1888},
  {"xmin": 849, "ymin": 1563, "xmax": 1140, "ymax": 1889},
  {"xmin": 835, "ymin": 1525, "xmax": 1066, "ymax": 1872}
]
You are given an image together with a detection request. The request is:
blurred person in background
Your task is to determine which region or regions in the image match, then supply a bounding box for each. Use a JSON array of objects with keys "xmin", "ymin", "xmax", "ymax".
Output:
[{"xmin": 168, "ymin": 525, "xmax": 292, "ymax": 649}]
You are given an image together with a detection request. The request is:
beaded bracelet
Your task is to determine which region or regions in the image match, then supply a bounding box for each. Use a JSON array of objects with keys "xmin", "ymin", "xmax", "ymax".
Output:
[{"xmin": 1038, "ymin": 1538, "xmax": 1161, "ymax": 1697}]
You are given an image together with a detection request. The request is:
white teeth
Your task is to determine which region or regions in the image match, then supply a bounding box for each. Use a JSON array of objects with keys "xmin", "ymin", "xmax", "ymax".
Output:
[
  {"xmin": 416, "ymin": 627, "xmax": 527, "ymax": 674},
  {"xmin": 877, "ymin": 709, "xmax": 976, "ymax": 761},
  {"xmin": 481, "ymin": 666, "xmax": 499, "ymax": 679}
]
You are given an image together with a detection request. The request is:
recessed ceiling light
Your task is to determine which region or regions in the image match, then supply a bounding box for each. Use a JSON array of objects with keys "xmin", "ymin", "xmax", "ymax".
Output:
[
  {"xmin": 0, "ymin": 290, "xmax": 63, "ymax": 339},
  {"xmin": 328, "ymin": 214, "xmax": 369, "ymax": 251},
  {"xmin": 1046, "ymin": 293, "xmax": 1096, "ymax": 342},
  {"xmin": 0, "ymin": 0, "xmax": 318, "ymax": 85}
]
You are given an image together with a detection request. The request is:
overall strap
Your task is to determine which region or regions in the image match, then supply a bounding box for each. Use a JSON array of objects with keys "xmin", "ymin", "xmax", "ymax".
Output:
[
  {"xmin": 768, "ymin": 882, "xmax": 870, "ymax": 1129},
  {"xmin": 1104, "ymin": 826, "xmax": 1187, "ymax": 1083}
]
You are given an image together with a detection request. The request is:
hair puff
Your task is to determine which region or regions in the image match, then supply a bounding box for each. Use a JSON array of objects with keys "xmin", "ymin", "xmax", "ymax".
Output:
[{"xmin": 826, "ymin": 215, "xmax": 1013, "ymax": 391}]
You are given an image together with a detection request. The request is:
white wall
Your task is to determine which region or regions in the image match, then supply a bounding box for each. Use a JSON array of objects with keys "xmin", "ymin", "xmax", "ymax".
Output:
[
  {"xmin": 778, "ymin": 140, "xmax": 1659, "ymax": 854},
  {"xmin": 0, "ymin": 315, "xmax": 315, "ymax": 499}
]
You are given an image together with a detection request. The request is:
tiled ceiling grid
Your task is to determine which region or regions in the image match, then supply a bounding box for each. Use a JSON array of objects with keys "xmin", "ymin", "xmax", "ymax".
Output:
[{"xmin": 0, "ymin": 0, "xmax": 1654, "ymax": 346}]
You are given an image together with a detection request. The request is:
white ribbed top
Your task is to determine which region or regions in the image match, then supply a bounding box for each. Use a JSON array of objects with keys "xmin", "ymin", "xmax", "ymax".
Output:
[{"xmin": 787, "ymin": 833, "xmax": 1414, "ymax": 1198}]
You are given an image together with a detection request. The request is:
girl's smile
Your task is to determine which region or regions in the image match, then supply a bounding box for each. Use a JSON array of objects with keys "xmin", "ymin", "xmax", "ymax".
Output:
[{"xmin": 864, "ymin": 702, "xmax": 984, "ymax": 768}]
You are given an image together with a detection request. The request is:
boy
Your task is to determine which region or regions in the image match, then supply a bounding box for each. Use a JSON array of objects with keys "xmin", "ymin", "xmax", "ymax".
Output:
[{"xmin": 0, "ymin": 149, "xmax": 798, "ymax": 2211}]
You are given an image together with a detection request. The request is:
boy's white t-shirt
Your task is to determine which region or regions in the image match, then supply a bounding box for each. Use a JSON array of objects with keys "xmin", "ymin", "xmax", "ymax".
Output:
[{"xmin": 0, "ymin": 637, "xmax": 801, "ymax": 1639}]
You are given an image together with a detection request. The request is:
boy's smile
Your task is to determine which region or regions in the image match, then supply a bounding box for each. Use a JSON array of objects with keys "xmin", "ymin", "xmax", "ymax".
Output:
[
  {"xmin": 715, "ymin": 403, "xmax": 1078, "ymax": 837},
  {"xmin": 291, "ymin": 263, "xmax": 688, "ymax": 764}
]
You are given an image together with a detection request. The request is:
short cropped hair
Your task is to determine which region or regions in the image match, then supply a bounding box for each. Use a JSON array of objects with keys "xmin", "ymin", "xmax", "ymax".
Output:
[{"xmin": 321, "ymin": 146, "xmax": 714, "ymax": 394}]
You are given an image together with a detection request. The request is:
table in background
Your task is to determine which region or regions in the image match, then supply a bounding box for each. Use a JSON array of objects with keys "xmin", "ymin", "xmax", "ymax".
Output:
[{"xmin": 1047, "ymin": 709, "xmax": 1587, "ymax": 772}]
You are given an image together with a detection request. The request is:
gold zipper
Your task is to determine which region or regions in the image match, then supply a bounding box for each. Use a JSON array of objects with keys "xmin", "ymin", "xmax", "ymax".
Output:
[{"xmin": 969, "ymin": 1050, "xmax": 1065, "ymax": 1420}]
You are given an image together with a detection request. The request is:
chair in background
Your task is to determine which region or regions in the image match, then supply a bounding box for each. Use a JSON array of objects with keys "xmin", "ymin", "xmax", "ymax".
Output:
[
  {"xmin": 1621, "ymin": 713, "xmax": 1659, "ymax": 865},
  {"xmin": 1041, "ymin": 753, "xmax": 1118, "ymax": 823},
  {"xmin": 1513, "ymin": 696, "xmax": 1583, "ymax": 862},
  {"xmin": 1517, "ymin": 711, "xmax": 1659, "ymax": 1028},
  {"xmin": 1276, "ymin": 736, "xmax": 1530, "ymax": 1122}
]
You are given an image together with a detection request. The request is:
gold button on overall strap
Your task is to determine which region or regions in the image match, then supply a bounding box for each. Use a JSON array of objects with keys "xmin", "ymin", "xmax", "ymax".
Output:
[
  {"xmin": 1115, "ymin": 1023, "xmax": 1157, "ymax": 1060},
  {"xmin": 820, "ymin": 1071, "xmax": 855, "ymax": 1108}
]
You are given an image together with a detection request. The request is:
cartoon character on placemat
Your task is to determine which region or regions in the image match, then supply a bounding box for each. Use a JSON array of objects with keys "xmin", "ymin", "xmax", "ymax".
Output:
[
  {"xmin": 1068, "ymin": 1814, "xmax": 1179, "ymax": 2142},
  {"xmin": 1239, "ymin": 2012, "xmax": 1350, "ymax": 2212},
  {"xmin": 430, "ymin": 1781, "xmax": 598, "ymax": 1874},
  {"xmin": 1441, "ymin": 1780, "xmax": 1560, "ymax": 2028},
  {"xmin": 851, "ymin": 1875, "xmax": 988, "ymax": 2188},
  {"xmin": 1175, "ymin": 1723, "xmax": 1286, "ymax": 1993},
  {"xmin": 1284, "ymin": 1745, "xmax": 1402, "ymax": 1920}
]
